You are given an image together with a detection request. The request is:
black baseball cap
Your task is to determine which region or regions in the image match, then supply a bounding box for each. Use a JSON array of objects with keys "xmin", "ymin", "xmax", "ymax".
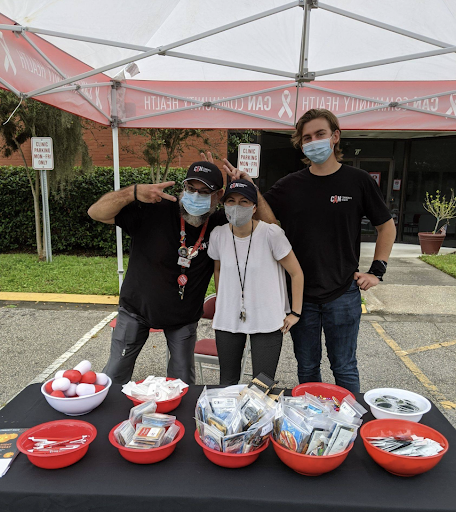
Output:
[
  {"xmin": 183, "ymin": 161, "xmax": 224, "ymax": 191},
  {"xmin": 222, "ymin": 179, "xmax": 257, "ymax": 205}
]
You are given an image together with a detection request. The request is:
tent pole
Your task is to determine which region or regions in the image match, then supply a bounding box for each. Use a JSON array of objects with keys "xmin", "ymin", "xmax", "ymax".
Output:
[
  {"xmin": 111, "ymin": 84, "xmax": 124, "ymax": 293},
  {"xmin": 295, "ymin": 0, "xmax": 314, "ymax": 124}
]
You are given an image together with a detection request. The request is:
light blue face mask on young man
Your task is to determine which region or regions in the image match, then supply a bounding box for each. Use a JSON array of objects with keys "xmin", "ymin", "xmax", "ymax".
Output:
[
  {"xmin": 302, "ymin": 135, "xmax": 334, "ymax": 164},
  {"xmin": 181, "ymin": 190, "xmax": 212, "ymax": 216}
]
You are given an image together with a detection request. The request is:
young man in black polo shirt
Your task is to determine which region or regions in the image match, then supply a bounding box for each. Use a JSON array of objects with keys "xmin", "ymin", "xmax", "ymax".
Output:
[
  {"xmin": 88, "ymin": 161, "xmax": 226, "ymax": 384},
  {"xmin": 225, "ymin": 109, "xmax": 396, "ymax": 393}
]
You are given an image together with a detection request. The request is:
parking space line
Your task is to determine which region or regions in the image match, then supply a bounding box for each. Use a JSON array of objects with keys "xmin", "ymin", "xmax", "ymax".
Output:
[
  {"xmin": 0, "ymin": 311, "xmax": 117, "ymax": 410},
  {"xmin": 371, "ymin": 321, "xmax": 456, "ymax": 410},
  {"xmin": 401, "ymin": 339, "xmax": 456, "ymax": 355}
]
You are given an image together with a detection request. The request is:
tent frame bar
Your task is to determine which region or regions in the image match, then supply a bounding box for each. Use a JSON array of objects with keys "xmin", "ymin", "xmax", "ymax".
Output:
[
  {"xmin": 163, "ymin": 51, "xmax": 296, "ymax": 79},
  {"xmin": 319, "ymin": 2, "xmax": 454, "ymax": 49},
  {"xmin": 20, "ymin": 1, "xmax": 300, "ymax": 99},
  {"xmin": 20, "ymin": 32, "xmax": 112, "ymax": 122},
  {"xmin": 121, "ymin": 82, "xmax": 298, "ymax": 126},
  {"xmin": 0, "ymin": 76, "xmax": 21, "ymax": 97},
  {"xmin": 304, "ymin": 83, "xmax": 456, "ymax": 108},
  {"xmin": 316, "ymin": 45, "xmax": 456, "ymax": 78},
  {"xmin": 33, "ymin": 82, "xmax": 113, "ymax": 97}
]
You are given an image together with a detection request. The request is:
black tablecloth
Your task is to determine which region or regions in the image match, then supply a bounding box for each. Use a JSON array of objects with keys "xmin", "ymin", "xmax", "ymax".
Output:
[{"xmin": 0, "ymin": 384, "xmax": 455, "ymax": 512}]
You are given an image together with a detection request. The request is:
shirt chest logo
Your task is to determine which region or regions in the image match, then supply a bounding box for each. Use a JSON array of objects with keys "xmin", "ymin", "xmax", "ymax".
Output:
[{"xmin": 330, "ymin": 195, "xmax": 353, "ymax": 203}]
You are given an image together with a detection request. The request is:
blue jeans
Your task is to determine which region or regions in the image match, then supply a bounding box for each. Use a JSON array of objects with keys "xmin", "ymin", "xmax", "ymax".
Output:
[{"xmin": 290, "ymin": 280, "xmax": 362, "ymax": 393}]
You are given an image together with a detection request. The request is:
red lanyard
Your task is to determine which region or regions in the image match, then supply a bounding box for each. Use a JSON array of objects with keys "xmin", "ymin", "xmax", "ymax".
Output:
[
  {"xmin": 179, "ymin": 217, "xmax": 208, "ymax": 258},
  {"xmin": 177, "ymin": 217, "xmax": 209, "ymax": 300}
]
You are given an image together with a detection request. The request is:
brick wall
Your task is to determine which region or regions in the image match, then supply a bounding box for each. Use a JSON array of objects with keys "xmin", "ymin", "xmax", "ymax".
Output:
[{"xmin": 1, "ymin": 125, "xmax": 228, "ymax": 169}]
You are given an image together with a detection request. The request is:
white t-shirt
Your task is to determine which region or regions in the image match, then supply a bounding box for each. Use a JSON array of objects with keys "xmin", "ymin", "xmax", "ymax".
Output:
[{"xmin": 208, "ymin": 221, "xmax": 292, "ymax": 334}]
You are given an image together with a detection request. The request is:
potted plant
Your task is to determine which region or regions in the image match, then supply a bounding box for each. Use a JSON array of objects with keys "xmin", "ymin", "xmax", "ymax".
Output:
[{"xmin": 418, "ymin": 189, "xmax": 456, "ymax": 255}]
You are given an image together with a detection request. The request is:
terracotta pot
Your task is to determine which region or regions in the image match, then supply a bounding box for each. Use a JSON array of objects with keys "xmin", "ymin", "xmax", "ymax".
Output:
[{"xmin": 418, "ymin": 232, "xmax": 446, "ymax": 255}]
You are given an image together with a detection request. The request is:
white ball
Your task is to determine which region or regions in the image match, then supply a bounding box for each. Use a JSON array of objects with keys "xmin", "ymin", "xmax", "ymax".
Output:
[
  {"xmin": 55, "ymin": 370, "xmax": 65, "ymax": 379},
  {"xmin": 52, "ymin": 377, "xmax": 71, "ymax": 392},
  {"xmin": 95, "ymin": 373, "xmax": 109, "ymax": 386},
  {"xmin": 74, "ymin": 360, "xmax": 91, "ymax": 375},
  {"xmin": 65, "ymin": 383, "xmax": 78, "ymax": 397},
  {"xmin": 76, "ymin": 383, "xmax": 96, "ymax": 396}
]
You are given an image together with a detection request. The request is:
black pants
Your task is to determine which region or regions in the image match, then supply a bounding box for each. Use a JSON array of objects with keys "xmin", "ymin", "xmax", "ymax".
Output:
[
  {"xmin": 103, "ymin": 307, "xmax": 197, "ymax": 384},
  {"xmin": 215, "ymin": 329, "xmax": 283, "ymax": 385}
]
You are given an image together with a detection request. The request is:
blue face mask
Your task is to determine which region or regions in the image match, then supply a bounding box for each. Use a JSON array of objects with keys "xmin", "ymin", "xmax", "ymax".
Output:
[
  {"xmin": 302, "ymin": 135, "xmax": 334, "ymax": 164},
  {"xmin": 181, "ymin": 190, "xmax": 212, "ymax": 216}
]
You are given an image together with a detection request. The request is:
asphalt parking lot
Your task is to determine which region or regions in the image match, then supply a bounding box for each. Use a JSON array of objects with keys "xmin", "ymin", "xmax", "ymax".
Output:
[{"xmin": 1, "ymin": 295, "xmax": 455, "ymax": 428}]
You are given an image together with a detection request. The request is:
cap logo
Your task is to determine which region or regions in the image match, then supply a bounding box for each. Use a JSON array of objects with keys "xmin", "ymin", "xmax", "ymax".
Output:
[
  {"xmin": 193, "ymin": 165, "xmax": 211, "ymax": 173},
  {"xmin": 230, "ymin": 182, "xmax": 248, "ymax": 189}
]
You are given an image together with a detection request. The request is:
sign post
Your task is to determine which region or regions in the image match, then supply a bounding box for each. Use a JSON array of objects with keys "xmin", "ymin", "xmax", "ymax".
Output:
[
  {"xmin": 31, "ymin": 137, "xmax": 54, "ymax": 263},
  {"xmin": 237, "ymin": 144, "xmax": 261, "ymax": 179}
]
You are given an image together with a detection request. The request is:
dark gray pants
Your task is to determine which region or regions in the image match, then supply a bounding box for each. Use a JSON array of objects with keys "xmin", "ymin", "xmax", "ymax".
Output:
[
  {"xmin": 215, "ymin": 329, "xmax": 283, "ymax": 385},
  {"xmin": 103, "ymin": 307, "xmax": 197, "ymax": 385}
]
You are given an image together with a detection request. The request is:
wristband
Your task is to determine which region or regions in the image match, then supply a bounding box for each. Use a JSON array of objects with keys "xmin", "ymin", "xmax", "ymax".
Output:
[
  {"xmin": 133, "ymin": 184, "xmax": 141, "ymax": 208},
  {"xmin": 367, "ymin": 260, "xmax": 387, "ymax": 281},
  {"xmin": 290, "ymin": 311, "xmax": 301, "ymax": 318}
]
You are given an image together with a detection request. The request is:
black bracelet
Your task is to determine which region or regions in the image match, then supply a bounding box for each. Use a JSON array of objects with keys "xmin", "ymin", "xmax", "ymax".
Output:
[
  {"xmin": 133, "ymin": 184, "xmax": 141, "ymax": 208},
  {"xmin": 290, "ymin": 311, "xmax": 301, "ymax": 318},
  {"xmin": 367, "ymin": 259, "xmax": 387, "ymax": 281}
]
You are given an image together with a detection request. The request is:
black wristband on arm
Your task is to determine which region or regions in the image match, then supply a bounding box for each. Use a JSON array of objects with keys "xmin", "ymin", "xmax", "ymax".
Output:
[
  {"xmin": 133, "ymin": 184, "xmax": 141, "ymax": 208},
  {"xmin": 367, "ymin": 260, "xmax": 387, "ymax": 281}
]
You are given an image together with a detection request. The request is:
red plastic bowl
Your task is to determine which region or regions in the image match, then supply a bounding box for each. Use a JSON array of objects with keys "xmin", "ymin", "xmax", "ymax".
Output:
[
  {"xmin": 109, "ymin": 420, "xmax": 185, "ymax": 464},
  {"xmin": 270, "ymin": 434, "xmax": 353, "ymax": 476},
  {"xmin": 125, "ymin": 378, "xmax": 188, "ymax": 413},
  {"xmin": 360, "ymin": 419, "xmax": 449, "ymax": 477},
  {"xmin": 17, "ymin": 420, "xmax": 97, "ymax": 469},
  {"xmin": 194, "ymin": 430, "xmax": 269, "ymax": 468},
  {"xmin": 292, "ymin": 382, "xmax": 355, "ymax": 402}
]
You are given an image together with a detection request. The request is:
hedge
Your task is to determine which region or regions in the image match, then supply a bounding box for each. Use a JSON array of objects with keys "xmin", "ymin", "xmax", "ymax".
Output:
[{"xmin": 0, "ymin": 166, "xmax": 186, "ymax": 255}]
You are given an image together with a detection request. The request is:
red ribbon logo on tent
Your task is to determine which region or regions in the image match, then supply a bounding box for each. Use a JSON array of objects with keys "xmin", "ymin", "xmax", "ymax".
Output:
[
  {"xmin": 0, "ymin": 32, "xmax": 16, "ymax": 75},
  {"xmin": 446, "ymin": 94, "xmax": 456, "ymax": 116},
  {"xmin": 278, "ymin": 90, "xmax": 293, "ymax": 118}
]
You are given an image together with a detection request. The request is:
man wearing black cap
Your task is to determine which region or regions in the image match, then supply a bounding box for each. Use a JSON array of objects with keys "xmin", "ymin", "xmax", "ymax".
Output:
[{"xmin": 88, "ymin": 160, "xmax": 226, "ymax": 384}]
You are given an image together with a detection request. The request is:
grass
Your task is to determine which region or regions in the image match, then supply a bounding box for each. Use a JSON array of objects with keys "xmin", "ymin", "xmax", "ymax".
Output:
[
  {"xmin": 0, "ymin": 253, "xmax": 216, "ymax": 296},
  {"xmin": 420, "ymin": 254, "xmax": 456, "ymax": 279}
]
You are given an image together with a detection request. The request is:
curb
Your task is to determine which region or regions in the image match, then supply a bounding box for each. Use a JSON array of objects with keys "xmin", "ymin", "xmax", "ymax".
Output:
[{"xmin": 0, "ymin": 292, "xmax": 119, "ymax": 305}]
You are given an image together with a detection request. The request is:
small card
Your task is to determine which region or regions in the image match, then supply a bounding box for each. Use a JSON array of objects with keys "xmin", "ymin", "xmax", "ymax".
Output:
[{"xmin": 178, "ymin": 257, "xmax": 191, "ymax": 268}]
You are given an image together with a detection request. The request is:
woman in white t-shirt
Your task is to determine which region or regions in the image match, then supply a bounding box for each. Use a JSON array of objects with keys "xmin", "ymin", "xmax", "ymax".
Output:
[{"xmin": 207, "ymin": 179, "xmax": 304, "ymax": 385}]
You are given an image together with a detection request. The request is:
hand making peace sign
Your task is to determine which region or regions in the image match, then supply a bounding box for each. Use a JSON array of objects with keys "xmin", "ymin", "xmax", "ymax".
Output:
[
  {"xmin": 135, "ymin": 182, "xmax": 177, "ymax": 203},
  {"xmin": 200, "ymin": 151, "xmax": 254, "ymax": 184}
]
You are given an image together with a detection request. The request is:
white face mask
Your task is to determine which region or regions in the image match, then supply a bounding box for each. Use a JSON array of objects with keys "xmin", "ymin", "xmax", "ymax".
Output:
[{"xmin": 225, "ymin": 204, "xmax": 255, "ymax": 227}]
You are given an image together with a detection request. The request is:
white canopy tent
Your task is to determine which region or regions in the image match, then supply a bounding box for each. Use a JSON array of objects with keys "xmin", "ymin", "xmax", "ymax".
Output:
[{"xmin": 0, "ymin": 0, "xmax": 455, "ymax": 287}]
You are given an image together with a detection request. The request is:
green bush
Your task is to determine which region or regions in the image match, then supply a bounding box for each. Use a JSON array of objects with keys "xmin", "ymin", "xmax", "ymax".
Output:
[{"xmin": 0, "ymin": 166, "xmax": 186, "ymax": 255}]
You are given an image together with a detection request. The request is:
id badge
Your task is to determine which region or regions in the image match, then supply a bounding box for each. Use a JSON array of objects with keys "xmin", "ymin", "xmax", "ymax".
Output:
[{"xmin": 178, "ymin": 256, "xmax": 191, "ymax": 268}]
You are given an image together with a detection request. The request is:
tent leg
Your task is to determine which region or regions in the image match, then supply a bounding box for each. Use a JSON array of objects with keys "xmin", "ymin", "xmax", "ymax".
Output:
[{"xmin": 111, "ymin": 85, "xmax": 124, "ymax": 293}]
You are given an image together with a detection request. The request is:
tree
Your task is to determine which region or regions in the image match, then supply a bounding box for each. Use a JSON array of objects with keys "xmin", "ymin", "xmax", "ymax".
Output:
[
  {"xmin": 0, "ymin": 91, "xmax": 91, "ymax": 259},
  {"xmin": 122, "ymin": 128, "xmax": 219, "ymax": 183}
]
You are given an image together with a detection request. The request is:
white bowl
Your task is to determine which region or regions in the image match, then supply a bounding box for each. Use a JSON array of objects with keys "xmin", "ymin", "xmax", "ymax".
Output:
[
  {"xmin": 41, "ymin": 377, "xmax": 112, "ymax": 416},
  {"xmin": 364, "ymin": 387, "xmax": 431, "ymax": 422}
]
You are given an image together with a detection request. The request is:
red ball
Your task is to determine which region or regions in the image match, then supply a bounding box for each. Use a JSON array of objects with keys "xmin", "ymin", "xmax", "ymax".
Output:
[
  {"xmin": 44, "ymin": 380, "xmax": 54, "ymax": 395},
  {"xmin": 50, "ymin": 390, "xmax": 66, "ymax": 398},
  {"xmin": 94, "ymin": 385, "xmax": 105, "ymax": 393},
  {"xmin": 80, "ymin": 371, "xmax": 97, "ymax": 384},
  {"xmin": 63, "ymin": 369, "xmax": 82, "ymax": 383}
]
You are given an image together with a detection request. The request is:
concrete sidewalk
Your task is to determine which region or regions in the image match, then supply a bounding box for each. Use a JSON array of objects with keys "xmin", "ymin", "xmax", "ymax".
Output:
[{"xmin": 360, "ymin": 242, "xmax": 456, "ymax": 316}]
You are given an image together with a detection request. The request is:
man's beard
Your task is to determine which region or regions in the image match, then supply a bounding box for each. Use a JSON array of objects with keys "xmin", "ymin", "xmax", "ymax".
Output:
[{"xmin": 179, "ymin": 193, "xmax": 218, "ymax": 227}]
